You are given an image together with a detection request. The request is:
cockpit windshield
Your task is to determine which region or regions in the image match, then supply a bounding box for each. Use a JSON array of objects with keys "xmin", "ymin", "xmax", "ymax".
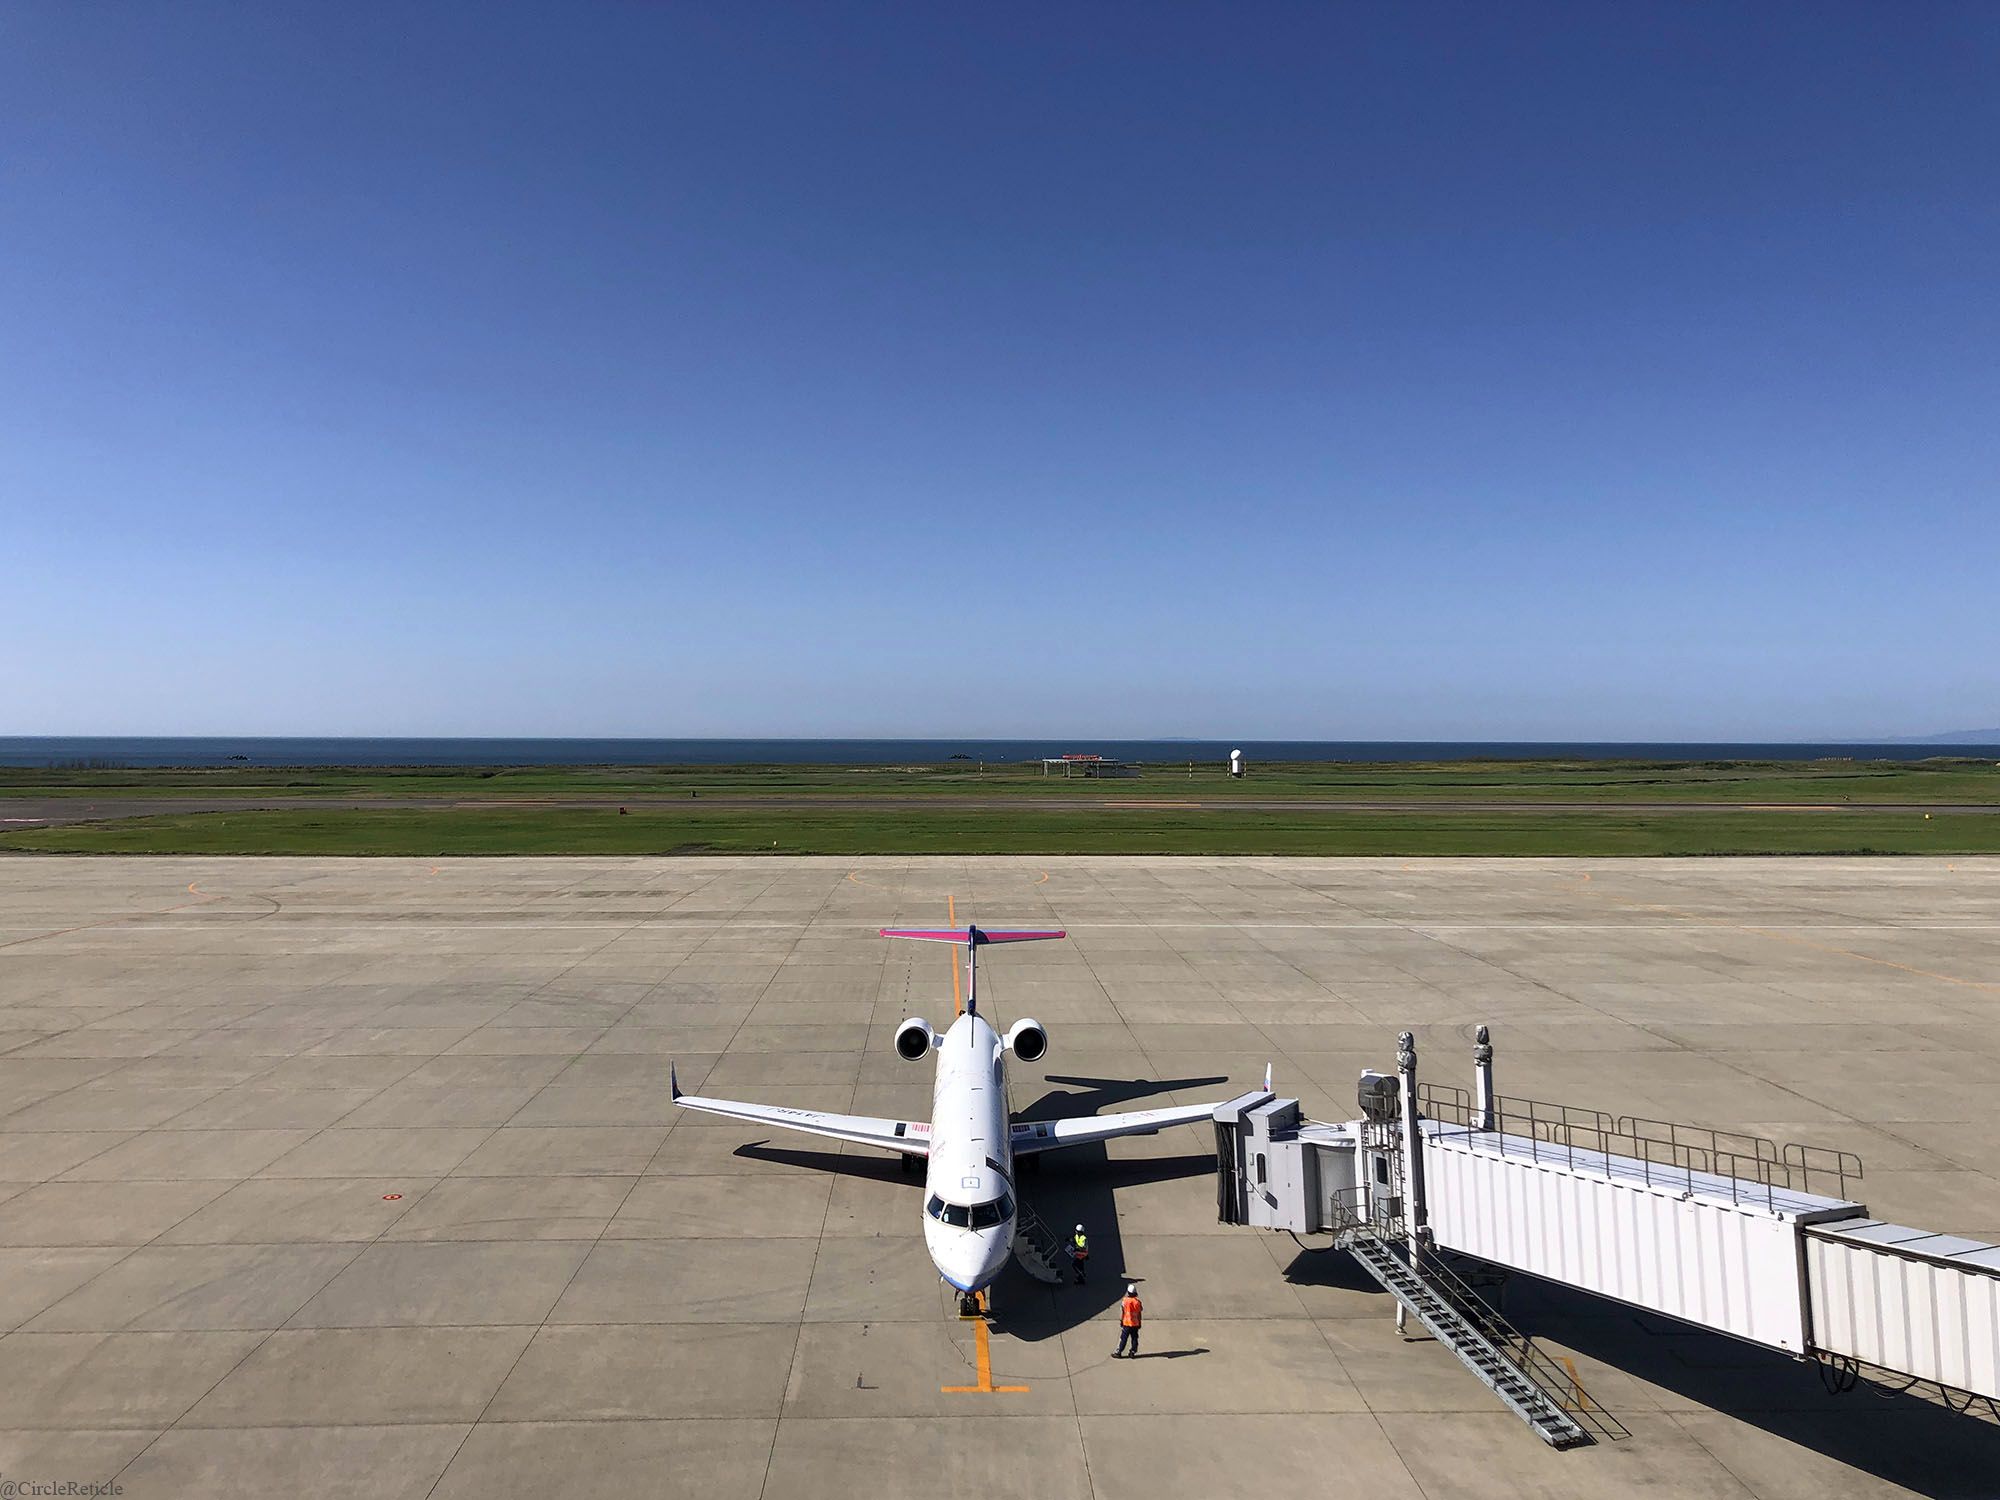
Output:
[{"xmin": 927, "ymin": 1191, "xmax": 1015, "ymax": 1230}]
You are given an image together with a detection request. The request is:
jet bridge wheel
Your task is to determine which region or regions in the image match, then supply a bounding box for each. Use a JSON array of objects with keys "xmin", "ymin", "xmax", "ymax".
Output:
[{"xmin": 900, "ymin": 1154, "xmax": 920, "ymax": 1175}]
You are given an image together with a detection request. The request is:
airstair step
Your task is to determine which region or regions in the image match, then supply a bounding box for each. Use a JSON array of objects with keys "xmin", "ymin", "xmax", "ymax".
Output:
[
  {"xmin": 1345, "ymin": 1235, "xmax": 1596, "ymax": 1450},
  {"xmin": 1009, "ymin": 1201, "xmax": 1068, "ymax": 1285},
  {"xmin": 1010, "ymin": 1230, "xmax": 1064, "ymax": 1284}
]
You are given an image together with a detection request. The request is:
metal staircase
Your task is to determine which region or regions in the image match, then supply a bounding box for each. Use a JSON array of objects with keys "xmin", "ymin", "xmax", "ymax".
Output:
[
  {"xmin": 1330, "ymin": 1191, "xmax": 1625, "ymax": 1450},
  {"xmin": 1010, "ymin": 1200, "xmax": 1067, "ymax": 1285}
]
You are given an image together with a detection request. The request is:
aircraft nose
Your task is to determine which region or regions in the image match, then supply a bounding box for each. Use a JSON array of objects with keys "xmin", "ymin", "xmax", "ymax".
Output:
[
  {"xmin": 932, "ymin": 1228, "xmax": 1009, "ymax": 1293},
  {"xmin": 971, "ymin": 1229, "xmax": 1011, "ymax": 1287}
]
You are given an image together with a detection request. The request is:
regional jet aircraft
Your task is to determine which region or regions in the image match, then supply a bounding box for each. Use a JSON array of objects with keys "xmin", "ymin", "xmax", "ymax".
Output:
[{"xmin": 671, "ymin": 926, "xmax": 1252, "ymax": 1314}]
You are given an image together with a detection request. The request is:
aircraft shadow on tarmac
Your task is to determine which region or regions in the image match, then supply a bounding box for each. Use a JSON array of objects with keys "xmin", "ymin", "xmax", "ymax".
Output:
[
  {"xmin": 732, "ymin": 1071, "xmax": 1228, "ymax": 1343},
  {"xmin": 998, "ymin": 1072, "xmax": 1228, "ymax": 1343},
  {"xmin": 1281, "ymin": 1246, "xmax": 2000, "ymax": 1498}
]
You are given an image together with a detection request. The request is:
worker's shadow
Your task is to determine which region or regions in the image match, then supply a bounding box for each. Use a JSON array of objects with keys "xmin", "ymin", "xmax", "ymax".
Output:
[{"xmin": 993, "ymin": 1072, "xmax": 1226, "ymax": 1344}]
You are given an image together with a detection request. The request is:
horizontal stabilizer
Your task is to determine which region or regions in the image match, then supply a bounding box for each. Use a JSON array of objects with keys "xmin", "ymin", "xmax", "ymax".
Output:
[{"xmin": 879, "ymin": 926, "xmax": 1065, "ymax": 945}]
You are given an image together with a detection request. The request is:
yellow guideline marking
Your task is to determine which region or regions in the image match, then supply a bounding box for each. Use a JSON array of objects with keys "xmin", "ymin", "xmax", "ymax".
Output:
[
  {"xmin": 933, "ymin": 930, "xmax": 1024, "ymax": 1394},
  {"xmin": 943, "ymin": 1293, "xmax": 1028, "ymax": 1393},
  {"xmin": 948, "ymin": 894, "xmax": 963, "ymax": 1015}
]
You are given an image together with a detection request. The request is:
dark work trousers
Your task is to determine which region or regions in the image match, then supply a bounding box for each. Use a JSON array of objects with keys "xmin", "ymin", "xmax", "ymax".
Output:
[{"xmin": 1116, "ymin": 1325, "xmax": 1139, "ymax": 1358}]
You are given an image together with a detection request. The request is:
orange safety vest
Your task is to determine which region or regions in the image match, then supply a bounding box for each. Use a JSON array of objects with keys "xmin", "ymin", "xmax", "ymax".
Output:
[{"xmin": 1120, "ymin": 1295, "xmax": 1142, "ymax": 1328}]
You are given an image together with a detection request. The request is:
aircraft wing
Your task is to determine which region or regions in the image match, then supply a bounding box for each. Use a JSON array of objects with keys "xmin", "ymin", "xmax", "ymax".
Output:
[
  {"xmin": 1009, "ymin": 1101, "xmax": 1220, "ymax": 1155},
  {"xmin": 670, "ymin": 1065, "xmax": 929, "ymax": 1157}
]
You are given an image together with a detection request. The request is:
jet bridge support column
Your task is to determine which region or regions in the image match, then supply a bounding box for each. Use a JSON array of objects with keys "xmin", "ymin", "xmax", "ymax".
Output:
[
  {"xmin": 1473, "ymin": 1024, "xmax": 1496, "ymax": 1132},
  {"xmin": 1397, "ymin": 1031, "xmax": 1430, "ymax": 1247}
]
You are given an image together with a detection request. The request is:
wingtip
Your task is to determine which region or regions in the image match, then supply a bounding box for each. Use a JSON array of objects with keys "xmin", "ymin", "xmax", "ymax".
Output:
[
  {"xmin": 1263, "ymin": 1062, "xmax": 1273, "ymax": 1093},
  {"xmin": 670, "ymin": 1063, "xmax": 682, "ymax": 1101}
]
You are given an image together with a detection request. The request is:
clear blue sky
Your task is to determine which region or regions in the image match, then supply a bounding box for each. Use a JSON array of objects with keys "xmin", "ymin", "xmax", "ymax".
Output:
[{"xmin": 4, "ymin": 3, "xmax": 1994, "ymax": 739}]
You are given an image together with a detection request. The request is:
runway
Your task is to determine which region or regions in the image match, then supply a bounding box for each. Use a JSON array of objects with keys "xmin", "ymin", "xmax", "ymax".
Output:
[{"xmin": 0, "ymin": 855, "xmax": 1997, "ymax": 1497}]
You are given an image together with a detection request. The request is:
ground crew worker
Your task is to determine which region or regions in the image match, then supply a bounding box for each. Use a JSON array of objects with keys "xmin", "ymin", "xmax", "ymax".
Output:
[
  {"xmin": 1116, "ymin": 1284, "xmax": 1143, "ymax": 1358},
  {"xmin": 1069, "ymin": 1224, "xmax": 1089, "ymax": 1284}
]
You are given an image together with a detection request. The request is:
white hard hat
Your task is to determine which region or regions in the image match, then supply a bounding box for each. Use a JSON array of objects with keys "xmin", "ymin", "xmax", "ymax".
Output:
[
  {"xmin": 1126, "ymin": 1284, "xmax": 1137, "ymax": 1295},
  {"xmin": 1075, "ymin": 1224, "xmax": 1083, "ymax": 1232}
]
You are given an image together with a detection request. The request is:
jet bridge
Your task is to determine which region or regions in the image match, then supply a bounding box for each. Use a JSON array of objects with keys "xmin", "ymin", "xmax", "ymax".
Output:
[{"xmin": 1214, "ymin": 1028, "xmax": 2000, "ymax": 1444}]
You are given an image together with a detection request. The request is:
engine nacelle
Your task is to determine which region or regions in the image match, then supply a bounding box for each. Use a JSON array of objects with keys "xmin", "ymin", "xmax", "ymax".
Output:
[
  {"xmin": 894, "ymin": 1017, "xmax": 938, "ymax": 1062},
  {"xmin": 1004, "ymin": 1018, "xmax": 1049, "ymax": 1063}
]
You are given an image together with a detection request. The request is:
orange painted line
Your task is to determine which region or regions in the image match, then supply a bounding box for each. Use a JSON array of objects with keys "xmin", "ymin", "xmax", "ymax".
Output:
[
  {"xmin": 943, "ymin": 1294, "xmax": 1029, "ymax": 1393},
  {"xmin": 1555, "ymin": 1354, "xmax": 1594, "ymax": 1411},
  {"xmin": 947, "ymin": 894, "xmax": 963, "ymax": 1016}
]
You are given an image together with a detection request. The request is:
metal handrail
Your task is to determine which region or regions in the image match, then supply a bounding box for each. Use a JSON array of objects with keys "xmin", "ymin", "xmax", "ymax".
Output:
[
  {"xmin": 1014, "ymin": 1197, "xmax": 1062, "ymax": 1250},
  {"xmin": 1327, "ymin": 1185, "xmax": 1398, "ymax": 1242},
  {"xmin": 1416, "ymin": 1083, "xmax": 1863, "ymax": 1206},
  {"xmin": 1327, "ymin": 1186, "xmax": 1628, "ymax": 1443}
]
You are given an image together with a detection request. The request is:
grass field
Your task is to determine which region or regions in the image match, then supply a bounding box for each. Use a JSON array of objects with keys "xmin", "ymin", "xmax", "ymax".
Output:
[
  {"xmin": 4, "ymin": 805, "xmax": 1996, "ymax": 857},
  {"xmin": 6, "ymin": 756, "xmax": 2000, "ymax": 803},
  {"xmin": 5, "ymin": 759, "xmax": 1997, "ymax": 856}
]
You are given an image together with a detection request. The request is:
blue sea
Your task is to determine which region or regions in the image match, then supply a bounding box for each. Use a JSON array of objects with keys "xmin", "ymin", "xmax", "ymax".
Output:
[{"xmin": 3, "ymin": 737, "xmax": 1996, "ymax": 769}]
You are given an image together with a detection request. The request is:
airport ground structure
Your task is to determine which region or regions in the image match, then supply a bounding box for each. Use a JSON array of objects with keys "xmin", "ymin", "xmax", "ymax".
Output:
[{"xmin": 0, "ymin": 856, "xmax": 1997, "ymax": 1497}]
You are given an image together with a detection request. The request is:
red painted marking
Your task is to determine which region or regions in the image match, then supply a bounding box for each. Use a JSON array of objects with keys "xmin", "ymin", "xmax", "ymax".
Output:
[{"xmin": 382, "ymin": 1193, "xmax": 403, "ymax": 1200}]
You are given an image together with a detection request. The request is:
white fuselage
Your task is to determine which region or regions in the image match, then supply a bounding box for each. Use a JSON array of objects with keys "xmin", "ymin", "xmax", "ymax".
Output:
[{"xmin": 920, "ymin": 1011, "xmax": 1016, "ymax": 1295}]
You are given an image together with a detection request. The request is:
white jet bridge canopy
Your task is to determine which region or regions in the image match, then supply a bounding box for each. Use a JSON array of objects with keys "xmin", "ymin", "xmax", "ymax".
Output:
[{"xmin": 1417, "ymin": 1111, "xmax": 1863, "ymax": 1355}]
